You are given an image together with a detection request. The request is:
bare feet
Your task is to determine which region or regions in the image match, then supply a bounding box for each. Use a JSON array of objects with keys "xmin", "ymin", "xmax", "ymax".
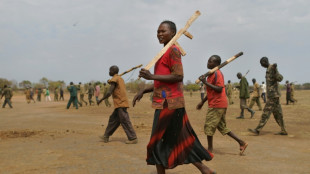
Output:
[{"xmin": 240, "ymin": 142, "xmax": 248, "ymax": 155}]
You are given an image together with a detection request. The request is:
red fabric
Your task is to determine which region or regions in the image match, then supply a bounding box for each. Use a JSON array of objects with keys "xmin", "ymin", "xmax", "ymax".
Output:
[
  {"xmin": 152, "ymin": 45, "xmax": 184, "ymax": 109},
  {"xmin": 206, "ymin": 70, "xmax": 228, "ymax": 108}
]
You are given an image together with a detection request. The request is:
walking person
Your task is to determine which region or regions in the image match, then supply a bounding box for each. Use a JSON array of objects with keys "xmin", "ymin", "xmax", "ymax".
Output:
[
  {"xmin": 37, "ymin": 88, "xmax": 42, "ymax": 102},
  {"xmin": 261, "ymin": 82, "xmax": 266, "ymax": 103},
  {"xmin": 248, "ymin": 57, "xmax": 288, "ymax": 135},
  {"xmin": 197, "ymin": 55, "xmax": 248, "ymax": 155},
  {"xmin": 78, "ymin": 82, "xmax": 88, "ymax": 106},
  {"xmin": 45, "ymin": 88, "xmax": 51, "ymax": 102},
  {"xmin": 59, "ymin": 87, "xmax": 64, "ymax": 101},
  {"xmin": 199, "ymin": 83, "xmax": 206, "ymax": 101},
  {"xmin": 132, "ymin": 20, "xmax": 215, "ymax": 174},
  {"xmin": 95, "ymin": 83, "xmax": 101, "ymax": 102},
  {"xmin": 226, "ymin": 80, "xmax": 234, "ymax": 105},
  {"xmin": 67, "ymin": 82, "xmax": 79, "ymax": 109},
  {"xmin": 235, "ymin": 73, "xmax": 255, "ymax": 119},
  {"xmin": 1, "ymin": 85, "xmax": 13, "ymax": 108},
  {"xmin": 249, "ymin": 78, "xmax": 262, "ymax": 111},
  {"xmin": 102, "ymin": 82, "xmax": 111, "ymax": 107},
  {"xmin": 87, "ymin": 83, "xmax": 95, "ymax": 106},
  {"xmin": 54, "ymin": 87, "xmax": 59, "ymax": 101},
  {"xmin": 285, "ymin": 80, "xmax": 295, "ymax": 105},
  {"xmin": 98, "ymin": 65, "xmax": 138, "ymax": 144},
  {"xmin": 290, "ymin": 82, "xmax": 298, "ymax": 103}
]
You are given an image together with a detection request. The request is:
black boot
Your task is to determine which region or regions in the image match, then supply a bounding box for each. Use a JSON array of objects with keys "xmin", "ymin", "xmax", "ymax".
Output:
[
  {"xmin": 236, "ymin": 110, "xmax": 244, "ymax": 119},
  {"xmin": 248, "ymin": 108, "xmax": 255, "ymax": 118}
]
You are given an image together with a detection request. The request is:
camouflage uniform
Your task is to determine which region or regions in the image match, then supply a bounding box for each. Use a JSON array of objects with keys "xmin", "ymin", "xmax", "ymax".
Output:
[
  {"xmin": 1, "ymin": 87, "xmax": 13, "ymax": 108},
  {"xmin": 290, "ymin": 84, "xmax": 297, "ymax": 102},
  {"xmin": 79, "ymin": 84, "xmax": 88, "ymax": 106},
  {"xmin": 249, "ymin": 82, "xmax": 262, "ymax": 110},
  {"xmin": 103, "ymin": 84, "xmax": 111, "ymax": 107},
  {"xmin": 255, "ymin": 65, "xmax": 287, "ymax": 133},
  {"xmin": 88, "ymin": 85, "xmax": 95, "ymax": 105},
  {"xmin": 25, "ymin": 88, "xmax": 31, "ymax": 103},
  {"xmin": 226, "ymin": 83, "xmax": 233, "ymax": 105}
]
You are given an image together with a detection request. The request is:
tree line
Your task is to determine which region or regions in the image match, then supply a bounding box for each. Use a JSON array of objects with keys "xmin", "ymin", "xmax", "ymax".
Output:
[{"xmin": 1, "ymin": 77, "xmax": 310, "ymax": 92}]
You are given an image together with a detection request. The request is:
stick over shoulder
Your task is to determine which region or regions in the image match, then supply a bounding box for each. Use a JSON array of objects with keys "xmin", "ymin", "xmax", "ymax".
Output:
[
  {"xmin": 138, "ymin": 11, "xmax": 201, "ymax": 80},
  {"xmin": 195, "ymin": 52, "xmax": 244, "ymax": 84}
]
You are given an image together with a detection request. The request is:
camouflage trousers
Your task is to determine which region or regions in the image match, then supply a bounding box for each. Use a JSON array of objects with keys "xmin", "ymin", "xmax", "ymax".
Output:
[
  {"xmin": 255, "ymin": 97, "xmax": 286, "ymax": 132},
  {"xmin": 249, "ymin": 97, "xmax": 262, "ymax": 110}
]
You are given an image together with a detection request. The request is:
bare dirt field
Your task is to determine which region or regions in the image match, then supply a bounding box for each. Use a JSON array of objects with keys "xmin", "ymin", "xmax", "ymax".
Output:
[{"xmin": 0, "ymin": 90, "xmax": 309, "ymax": 174}]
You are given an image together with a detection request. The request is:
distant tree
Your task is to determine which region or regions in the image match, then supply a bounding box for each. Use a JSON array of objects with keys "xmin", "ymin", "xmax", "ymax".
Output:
[
  {"xmin": 48, "ymin": 80, "xmax": 65, "ymax": 90},
  {"xmin": 40, "ymin": 77, "xmax": 49, "ymax": 87},
  {"xmin": 184, "ymin": 83, "xmax": 200, "ymax": 91},
  {"xmin": 0, "ymin": 78, "xmax": 12, "ymax": 88},
  {"xmin": 302, "ymin": 83, "xmax": 310, "ymax": 90},
  {"xmin": 19, "ymin": 80, "xmax": 32, "ymax": 88}
]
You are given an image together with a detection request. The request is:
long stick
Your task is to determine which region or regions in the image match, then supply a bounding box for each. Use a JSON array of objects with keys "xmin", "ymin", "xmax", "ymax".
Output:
[
  {"xmin": 138, "ymin": 11, "xmax": 201, "ymax": 79},
  {"xmin": 108, "ymin": 64, "xmax": 143, "ymax": 83},
  {"xmin": 195, "ymin": 52, "xmax": 243, "ymax": 84},
  {"xmin": 119, "ymin": 64, "xmax": 143, "ymax": 76}
]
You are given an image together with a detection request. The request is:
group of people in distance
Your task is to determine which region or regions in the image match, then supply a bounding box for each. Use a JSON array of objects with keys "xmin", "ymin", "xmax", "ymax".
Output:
[{"xmin": 66, "ymin": 82, "xmax": 111, "ymax": 109}]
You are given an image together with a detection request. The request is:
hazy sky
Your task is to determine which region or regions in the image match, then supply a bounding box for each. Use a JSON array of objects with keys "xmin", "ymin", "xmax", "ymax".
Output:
[{"xmin": 0, "ymin": 0, "xmax": 309, "ymax": 85}]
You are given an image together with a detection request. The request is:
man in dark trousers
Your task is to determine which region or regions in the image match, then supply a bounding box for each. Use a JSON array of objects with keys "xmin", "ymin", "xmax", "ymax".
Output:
[
  {"xmin": 236, "ymin": 73, "xmax": 255, "ymax": 119},
  {"xmin": 98, "ymin": 65, "xmax": 137, "ymax": 144},
  {"xmin": 67, "ymin": 82, "xmax": 78, "ymax": 109},
  {"xmin": 1, "ymin": 85, "xmax": 13, "ymax": 108}
]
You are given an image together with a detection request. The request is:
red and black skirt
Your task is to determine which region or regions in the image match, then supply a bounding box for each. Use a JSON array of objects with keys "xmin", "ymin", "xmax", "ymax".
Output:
[{"xmin": 146, "ymin": 107, "xmax": 213, "ymax": 169}]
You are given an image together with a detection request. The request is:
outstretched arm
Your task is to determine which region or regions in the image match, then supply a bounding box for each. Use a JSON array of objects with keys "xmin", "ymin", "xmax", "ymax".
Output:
[{"xmin": 132, "ymin": 84, "xmax": 154, "ymax": 107}]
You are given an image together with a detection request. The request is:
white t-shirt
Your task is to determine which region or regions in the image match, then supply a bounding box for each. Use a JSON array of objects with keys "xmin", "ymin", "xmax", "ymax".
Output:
[{"xmin": 261, "ymin": 84, "xmax": 266, "ymax": 93}]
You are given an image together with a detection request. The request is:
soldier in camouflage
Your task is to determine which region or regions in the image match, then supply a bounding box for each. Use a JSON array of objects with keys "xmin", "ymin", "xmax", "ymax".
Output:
[
  {"xmin": 249, "ymin": 78, "xmax": 262, "ymax": 111},
  {"xmin": 248, "ymin": 57, "xmax": 288, "ymax": 135},
  {"xmin": 226, "ymin": 80, "xmax": 234, "ymax": 105},
  {"xmin": 87, "ymin": 83, "xmax": 95, "ymax": 106},
  {"xmin": 78, "ymin": 82, "xmax": 88, "ymax": 106},
  {"xmin": 1, "ymin": 85, "xmax": 13, "ymax": 108}
]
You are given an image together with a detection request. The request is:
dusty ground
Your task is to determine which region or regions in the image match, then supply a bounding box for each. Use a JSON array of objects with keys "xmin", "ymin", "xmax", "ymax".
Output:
[{"xmin": 0, "ymin": 90, "xmax": 309, "ymax": 174}]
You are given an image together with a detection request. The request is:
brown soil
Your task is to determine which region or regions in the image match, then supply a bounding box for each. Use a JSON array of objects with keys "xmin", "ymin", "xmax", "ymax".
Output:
[{"xmin": 0, "ymin": 91, "xmax": 309, "ymax": 174}]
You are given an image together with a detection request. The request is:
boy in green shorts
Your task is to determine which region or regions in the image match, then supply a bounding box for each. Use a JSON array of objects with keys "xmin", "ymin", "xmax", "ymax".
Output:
[{"xmin": 196, "ymin": 55, "xmax": 248, "ymax": 155}]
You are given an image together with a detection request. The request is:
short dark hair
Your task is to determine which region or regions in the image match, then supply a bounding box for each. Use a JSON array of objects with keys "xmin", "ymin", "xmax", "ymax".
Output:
[
  {"xmin": 70, "ymin": 82, "xmax": 73, "ymax": 85},
  {"xmin": 260, "ymin": 57, "xmax": 268, "ymax": 64},
  {"xmin": 210, "ymin": 55, "xmax": 221, "ymax": 65},
  {"xmin": 110, "ymin": 65, "xmax": 119, "ymax": 74},
  {"xmin": 161, "ymin": 20, "xmax": 177, "ymax": 36}
]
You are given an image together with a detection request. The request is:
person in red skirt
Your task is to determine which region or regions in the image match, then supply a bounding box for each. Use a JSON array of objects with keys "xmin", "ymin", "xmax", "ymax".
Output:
[{"xmin": 133, "ymin": 20, "xmax": 215, "ymax": 174}]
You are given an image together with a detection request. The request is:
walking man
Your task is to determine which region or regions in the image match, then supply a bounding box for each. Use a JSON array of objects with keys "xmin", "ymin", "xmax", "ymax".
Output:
[
  {"xmin": 67, "ymin": 82, "xmax": 78, "ymax": 109},
  {"xmin": 236, "ymin": 73, "xmax": 255, "ymax": 119},
  {"xmin": 79, "ymin": 82, "xmax": 88, "ymax": 106},
  {"xmin": 248, "ymin": 57, "xmax": 288, "ymax": 135},
  {"xmin": 261, "ymin": 82, "xmax": 266, "ymax": 103},
  {"xmin": 226, "ymin": 80, "xmax": 234, "ymax": 105},
  {"xmin": 87, "ymin": 83, "xmax": 95, "ymax": 106},
  {"xmin": 249, "ymin": 78, "xmax": 262, "ymax": 111},
  {"xmin": 98, "ymin": 65, "xmax": 137, "ymax": 144},
  {"xmin": 1, "ymin": 85, "xmax": 13, "ymax": 108}
]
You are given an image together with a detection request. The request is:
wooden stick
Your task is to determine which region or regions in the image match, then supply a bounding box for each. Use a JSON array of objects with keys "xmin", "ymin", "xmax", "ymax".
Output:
[
  {"xmin": 195, "ymin": 52, "xmax": 244, "ymax": 84},
  {"xmin": 119, "ymin": 64, "xmax": 143, "ymax": 76},
  {"xmin": 141, "ymin": 10, "xmax": 201, "ymax": 73},
  {"xmin": 175, "ymin": 42, "xmax": 186, "ymax": 56}
]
